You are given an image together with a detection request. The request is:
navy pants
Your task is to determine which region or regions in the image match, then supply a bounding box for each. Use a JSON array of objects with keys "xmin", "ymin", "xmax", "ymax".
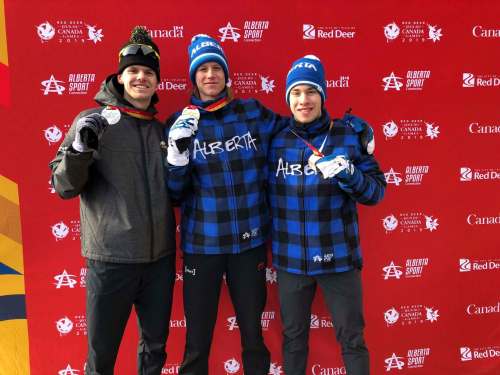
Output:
[
  {"xmin": 85, "ymin": 255, "xmax": 176, "ymax": 375},
  {"xmin": 277, "ymin": 269, "xmax": 369, "ymax": 375},
  {"xmin": 179, "ymin": 245, "xmax": 270, "ymax": 375}
]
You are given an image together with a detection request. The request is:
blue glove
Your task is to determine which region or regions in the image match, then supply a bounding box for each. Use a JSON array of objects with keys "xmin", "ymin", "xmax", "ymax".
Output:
[
  {"xmin": 72, "ymin": 113, "xmax": 108, "ymax": 152},
  {"xmin": 315, "ymin": 154, "xmax": 355, "ymax": 181},
  {"xmin": 342, "ymin": 112, "xmax": 375, "ymax": 155}
]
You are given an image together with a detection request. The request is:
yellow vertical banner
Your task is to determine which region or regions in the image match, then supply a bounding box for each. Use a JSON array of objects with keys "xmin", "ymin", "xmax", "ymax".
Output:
[
  {"xmin": 0, "ymin": 0, "xmax": 10, "ymax": 107},
  {"xmin": 0, "ymin": 175, "xmax": 30, "ymax": 375}
]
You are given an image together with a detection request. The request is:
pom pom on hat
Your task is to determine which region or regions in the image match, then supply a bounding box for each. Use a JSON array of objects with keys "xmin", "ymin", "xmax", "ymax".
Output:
[{"xmin": 118, "ymin": 26, "xmax": 160, "ymax": 79}]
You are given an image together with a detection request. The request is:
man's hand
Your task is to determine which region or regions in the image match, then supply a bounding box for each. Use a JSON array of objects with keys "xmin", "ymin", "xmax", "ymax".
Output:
[
  {"xmin": 169, "ymin": 107, "xmax": 200, "ymax": 152},
  {"xmin": 314, "ymin": 154, "xmax": 355, "ymax": 181},
  {"xmin": 167, "ymin": 107, "xmax": 200, "ymax": 166},
  {"xmin": 342, "ymin": 112, "xmax": 375, "ymax": 155},
  {"xmin": 72, "ymin": 113, "xmax": 108, "ymax": 152}
]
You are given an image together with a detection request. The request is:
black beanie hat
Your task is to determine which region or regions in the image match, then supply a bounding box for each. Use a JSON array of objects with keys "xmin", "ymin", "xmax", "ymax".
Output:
[{"xmin": 118, "ymin": 26, "xmax": 160, "ymax": 79}]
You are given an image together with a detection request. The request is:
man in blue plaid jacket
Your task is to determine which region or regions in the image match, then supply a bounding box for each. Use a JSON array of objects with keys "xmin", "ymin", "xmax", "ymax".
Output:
[
  {"xmin": 166, "ymin": 34, "xmax": 284, "ymax": 375},
  {"xmin": 267, "ymin": 55, "xmax": 386, "ymax": 375}
]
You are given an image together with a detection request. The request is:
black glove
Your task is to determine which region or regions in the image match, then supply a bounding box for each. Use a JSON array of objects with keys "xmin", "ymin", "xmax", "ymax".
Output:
[{"xmin": 72, "ymin": 113, "xmax": 108, "ymax": 152}]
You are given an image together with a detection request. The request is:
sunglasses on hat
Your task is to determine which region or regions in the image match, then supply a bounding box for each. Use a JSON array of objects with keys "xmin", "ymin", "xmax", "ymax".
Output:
[{"xmin": 119, "ymin": 43, "xmax": 160, "ymax": 61}]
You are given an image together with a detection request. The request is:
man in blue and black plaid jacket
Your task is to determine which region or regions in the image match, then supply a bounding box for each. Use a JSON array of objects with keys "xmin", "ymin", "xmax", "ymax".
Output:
[
  {"xmin": 166, "ymin": 34, "xmax": 286, "ymax": 375},
  {"xmin": 267, "ymin": 55, "xmax": 386, "ymax": 375}
]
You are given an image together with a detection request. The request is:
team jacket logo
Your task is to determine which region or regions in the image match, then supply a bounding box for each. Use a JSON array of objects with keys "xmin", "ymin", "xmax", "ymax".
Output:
[{"xmin": 192, "ymin": 131, "xmax": 258, "ymax": 159}]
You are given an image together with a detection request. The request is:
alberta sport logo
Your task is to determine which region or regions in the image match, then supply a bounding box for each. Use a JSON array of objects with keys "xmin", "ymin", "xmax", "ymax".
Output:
[
  {"xmin": 41, "ymin": 73, "xmax": 96, "ymax": 96},
  {"xmin": 382, "ymin": 70, "xmax": 431, "ymax": 91},
  {"xmin": 384, "ymin": 348, "xmax": 432, "ymax": 371},
  {"xmin": 384, "ymin": 165, "xmax": 430, "ymax": 186},
  {"xmin": 218, "ymin": 20, "xmax": 270, "ymax": 42},
  {"xmin": 382, "ymin": 258, "xmax": 430, "ymax": 280}
]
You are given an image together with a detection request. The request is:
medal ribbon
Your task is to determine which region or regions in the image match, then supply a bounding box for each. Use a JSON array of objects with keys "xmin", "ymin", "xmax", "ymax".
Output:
[
  {"xmin": 106, "ymin": 105, "xmax": 155, "ymax": 120},
  {"xmin": 192, "ymin": 87, "xmax": 234, "ymax": 112}
]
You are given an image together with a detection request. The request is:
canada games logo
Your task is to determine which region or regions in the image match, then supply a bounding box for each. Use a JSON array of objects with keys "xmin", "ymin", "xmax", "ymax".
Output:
[
  {"xmin": 382, "ymin": 119, "xmax": 440, "ymax": 140},
  {"xmin": 36, "ymin": 20, "xmax": 103, "ymax": 44},
  {"xmin": 384, "ymin": 21, "xmax": 442, "ymax": 43},
  {"xmin": 382, "ymin": 213, "xmax": 439, "ymax": 233}
]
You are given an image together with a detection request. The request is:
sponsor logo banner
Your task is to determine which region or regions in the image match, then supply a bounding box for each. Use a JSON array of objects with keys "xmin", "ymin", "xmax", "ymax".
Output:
[
  {"xmin": 382, "ymin": 213, "xmax": 439, "ymax": 233},
  {"xmin": 382, "ymin": 71, "xmax": 431, "ymax": 91},
  {"xmin": 382, "ymin": 120, "xmax": 440, "ymax": 140},
  {"xmin": 384, "ymin": 21, "xmax": 442, "ymax": 43},
  {"xmin": 459, "ymin": 258, "xmax": 500, "ymax": 272},
  {"xmin": 37, "ymin": 20, "xmax": 103, "ymax": 44},
  {"xmin": 382, "ymin": 258, "xmax": 430, "ymax": 280},
  {"xmin": 303, "ymin": 23, "xmax": 356, "ymax": 40}
]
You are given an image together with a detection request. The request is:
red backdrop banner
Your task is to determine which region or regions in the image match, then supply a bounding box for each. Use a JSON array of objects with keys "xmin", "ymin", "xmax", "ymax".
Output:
[{"xmin": 1, "ymin": 1, "xmax": 499, "ymax": 374}]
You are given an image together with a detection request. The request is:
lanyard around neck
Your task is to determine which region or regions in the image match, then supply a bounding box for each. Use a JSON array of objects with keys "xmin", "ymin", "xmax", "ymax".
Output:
[{"xmin": 289, "ymin": 120, "xmax": 333, "ymax": 157}]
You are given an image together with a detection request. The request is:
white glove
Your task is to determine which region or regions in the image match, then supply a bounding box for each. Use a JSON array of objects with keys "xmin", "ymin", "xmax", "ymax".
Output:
[
  {"xmin": 315, "ymin": 155, "xmax": 355, "ymax": 180},
  {"xmin": 308, "ymin": 154, "xmax": 322, "ymax": 172},
  {"xmin": 167, "ymin": 106, "xmax": 200, "ymax": 166}
]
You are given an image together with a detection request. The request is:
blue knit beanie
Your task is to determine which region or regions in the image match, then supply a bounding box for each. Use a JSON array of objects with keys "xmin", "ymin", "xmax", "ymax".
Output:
[
  {"xmin": 188, "ymin": 34, "xmax": 229, "ymax": 83},
  {"xmin": 285, "ymin": 55, "xmax": 326, "ymax": 105}
]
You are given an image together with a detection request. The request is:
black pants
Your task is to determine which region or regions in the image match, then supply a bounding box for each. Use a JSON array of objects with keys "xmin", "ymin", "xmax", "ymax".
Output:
[
  {"xmin": 278, "ymin": 269, "xmax": 369, "ymax": 375},
  {"xmin": 179, "ymin": 245, "xmax": 270, "ymax": 375},
  {"xmin": 85, "ymin": 255, "xmax": 176, "ymax": 375}
]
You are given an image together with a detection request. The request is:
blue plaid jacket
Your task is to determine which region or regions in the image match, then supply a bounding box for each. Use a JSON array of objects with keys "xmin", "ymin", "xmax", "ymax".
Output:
[
  {"xmin": 167, "ymin": 96, "xmax": 285, "ymax": 254},
  {"xmin": 268, "ymin": 112, "xmax": 386, "ymax": 275}
]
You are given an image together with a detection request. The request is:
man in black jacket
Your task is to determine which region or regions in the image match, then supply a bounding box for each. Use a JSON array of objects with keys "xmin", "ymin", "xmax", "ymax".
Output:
[{"xmin": 49, "ymin": 27, "xmax": 176, "ymax": 375}]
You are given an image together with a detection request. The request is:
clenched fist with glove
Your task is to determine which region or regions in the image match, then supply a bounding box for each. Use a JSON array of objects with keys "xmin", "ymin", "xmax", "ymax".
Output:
[
  {"xmin": 309, "ymin": 154, "xmax": 355, "ymax": 181},
  {"xmin": 167, "ymin": 106, "xmax": 200, "ymax": 166},
  {"xmin": 72, "ymin": 113, "xmax": 109, "ymax": 153},
  {"xmin": 342, "ymin": 112, "xmax": 375, "ymax": 155}
]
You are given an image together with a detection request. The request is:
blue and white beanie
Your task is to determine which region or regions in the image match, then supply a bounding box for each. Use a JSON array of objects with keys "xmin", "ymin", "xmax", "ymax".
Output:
[
  {"xmin": 285, "ymin": 55, "xmax": 326, "ymax": 105},
  {"xmin": 188, "ymin": 34, "xmax": 229, "ymax": 83}
]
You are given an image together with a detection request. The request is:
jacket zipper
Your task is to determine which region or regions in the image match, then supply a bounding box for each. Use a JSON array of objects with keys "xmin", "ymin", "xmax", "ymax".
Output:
[{"xmin": 136, "ymin": 118, "xmax": 155, "ymax": 261}]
